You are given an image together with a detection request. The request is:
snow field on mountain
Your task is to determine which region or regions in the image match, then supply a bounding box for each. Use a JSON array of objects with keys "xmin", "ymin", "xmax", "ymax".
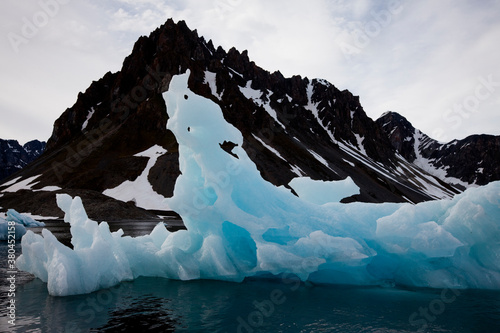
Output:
[
  {"xmin": 103, "ymin": 145, "xmax": 169, "ymax": 210},
  {"xmin": 16, "ymin": 72, "xmax": 500, "ymax": 296}
]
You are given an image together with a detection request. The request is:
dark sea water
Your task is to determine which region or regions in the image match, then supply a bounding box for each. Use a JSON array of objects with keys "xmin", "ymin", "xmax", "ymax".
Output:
[{"xmin": 1, "ymin": 221, "xmax": 500, "ymax": 333}]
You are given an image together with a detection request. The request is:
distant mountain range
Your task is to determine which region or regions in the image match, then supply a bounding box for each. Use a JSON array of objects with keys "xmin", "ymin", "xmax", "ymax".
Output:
[
  {"xmin": 1, "ymin": 19, "xmax": 498, "ymax": 219},
  {"xmin": 0, "ymin": 139, "xmax": 45, "ymax": 181}
]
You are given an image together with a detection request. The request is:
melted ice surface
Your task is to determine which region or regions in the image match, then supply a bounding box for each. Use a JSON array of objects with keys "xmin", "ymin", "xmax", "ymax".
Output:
[{"xmin": 16, "ymin": 72, "xmax": 500, "ymax": 296}]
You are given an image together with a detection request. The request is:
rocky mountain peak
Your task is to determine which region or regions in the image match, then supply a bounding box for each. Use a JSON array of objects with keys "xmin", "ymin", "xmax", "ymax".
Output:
[
  {"xmin": 376, "ymin": 111, "xmax": 419, "ymax": 161},
  {"xmin": 2, "ymin": 19, "xmax": 497, "ymax": 219},
  {"xmin": 377, "ymin": 111, "xmax": 500, "ymax": 187}
]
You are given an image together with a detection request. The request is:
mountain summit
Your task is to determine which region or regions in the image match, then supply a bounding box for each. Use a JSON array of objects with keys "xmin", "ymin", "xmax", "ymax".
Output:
[{"xmin": 1, "ymin": 19, "xmax": 498, "ymax": 218}]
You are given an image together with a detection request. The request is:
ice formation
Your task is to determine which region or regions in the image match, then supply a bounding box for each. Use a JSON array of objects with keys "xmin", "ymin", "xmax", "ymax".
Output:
[
  {"xmin": 0, "ymin": 209, "xmax": 45, "ymax": 240},
  {"xmin": 5, "ymin": 209, "xmax": 45, "ymax": 227},
  {"xmin": 16, "ymin": 72, "xmax": 500, "ymax": 296},
  {"xmin": 0, "ymin": 217, "xmax": 26, "ymax": 240}
]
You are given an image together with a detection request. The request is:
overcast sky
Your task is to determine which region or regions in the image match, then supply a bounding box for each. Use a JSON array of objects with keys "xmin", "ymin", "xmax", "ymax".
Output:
[{"xmin": 1, "ymin": 0, "xmax": 499, "ymax": 144}]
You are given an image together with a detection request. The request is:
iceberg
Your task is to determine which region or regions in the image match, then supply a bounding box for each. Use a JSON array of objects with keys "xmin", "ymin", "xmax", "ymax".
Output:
[
  {"xmin": 6, "ymin": 209, "xmax": 46, "ymax": 227},
  {"xmin": 0, "ymin": 217, "xmax": 26, "ymax": 240},
  {"xmin": 0, "ymin": 209, "xmax": 44, "ymax": 241},
  {"xmin": 16, "ymin": 72, "xmax": 500, "ymax": 296}
]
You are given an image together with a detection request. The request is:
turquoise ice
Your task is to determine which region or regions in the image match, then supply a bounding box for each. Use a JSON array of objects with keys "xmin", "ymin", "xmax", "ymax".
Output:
[{"xmin": 16, "ymin": 72, "xmax": 500, "ymax": 296}]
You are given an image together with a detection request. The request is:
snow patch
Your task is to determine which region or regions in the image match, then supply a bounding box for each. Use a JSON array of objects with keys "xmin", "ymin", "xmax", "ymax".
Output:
[
  {"xmin": 33, "ymin": 186, "xmax": 62, "ymax": 192},
  {"xmin": 308, "ymin": 149, "xmax": 337, "ymax": 174},
  {"xmin": 103, "ymin": 145, "xmax": 169, "ymax": 210},
  {"xmin": 82, "ymin": 107, "xmax": 95, "ymax": 131},
  {"xmin": 353, "ymin": 134, "xmax": 367, "ymax": 155},
  {"xmin": 1, "ymin": 176, "xmax": 22, "ymax": 187},
  {"xmin": 204, "ymin": 71, "xmax": 222, "ymax": 99},
  {"xmin": 1, "ymin": 175, "xmax": 41, "ymax": 193},
  {"xmin": 304, "ymin": 82, "xmax": 336, "ymax": 144},
  {"xmin": 412, "ymin": 131, "xmax": 471, "ymax": 189},
  {"xmin": 252, "ymin": 135, "xmax": 286, "ymax": 162},
  {"xmin": 239, "ymin": 81, "xmax": 284, "ymax": 128}
]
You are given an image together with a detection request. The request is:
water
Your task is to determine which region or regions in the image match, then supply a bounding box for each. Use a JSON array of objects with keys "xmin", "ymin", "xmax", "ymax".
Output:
[{"xmin": 1, "ymin": 222, "xmax": 500, "ymax": 332}]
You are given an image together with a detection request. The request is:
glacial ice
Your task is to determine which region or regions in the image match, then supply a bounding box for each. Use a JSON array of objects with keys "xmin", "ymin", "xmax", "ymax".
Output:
[
  {"xmin": 16, "ymin": 71, "xmax": 500, "ymax": 296},
  {"xmin": 0, "ymin": 209, "xmax": 45, "ymax": 240},
  {"xmin": 6, "ymin": 209, "xmax": 46, "ymax": 227},
  {"xmin": 0, "ymin": 217, "xmax": 26, "ymax": 240}
]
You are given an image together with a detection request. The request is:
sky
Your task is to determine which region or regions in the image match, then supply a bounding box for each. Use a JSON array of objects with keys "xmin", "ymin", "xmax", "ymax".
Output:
[{"xmin": 1, "ymin": 0, "xmax": 499, "ymax": 145}]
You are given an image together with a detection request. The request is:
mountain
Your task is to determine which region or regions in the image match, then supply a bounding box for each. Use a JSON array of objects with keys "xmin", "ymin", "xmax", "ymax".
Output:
[
  {"xmin": 376, "ymin": 111, "xmax": 500, "ymax": 187},
  {"xmin": 0, "ymin": 19, "xmax": 497, "ymax": 219},
  {"xmin": 0, "ymin": 139, "xmax": 45, "ymax": 181}
]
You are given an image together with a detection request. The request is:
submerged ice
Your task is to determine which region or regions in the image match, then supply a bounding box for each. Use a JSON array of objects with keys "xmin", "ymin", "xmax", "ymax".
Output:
[{"xmin": 17, "ymin": 72, "xmax": 500, "ymax": 296}]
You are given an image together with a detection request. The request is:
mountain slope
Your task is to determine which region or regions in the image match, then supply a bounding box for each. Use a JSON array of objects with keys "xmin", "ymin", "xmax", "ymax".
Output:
[
  {"xmin": 0, "ymin": 139, "xmax": 45, "ymax": 181},
  {"xmin": 377, "ymin": 111, "xmax": 500, "ymax": 188},
  {"xmin": 1, "ymin": 19, "xmax": 494, "ymax": 218}
]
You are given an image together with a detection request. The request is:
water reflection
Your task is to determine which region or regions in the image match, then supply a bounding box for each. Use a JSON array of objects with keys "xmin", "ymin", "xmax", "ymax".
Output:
[
  {"xmin": 2, "ymin": 219, "xmax": 500, "ymax": 332},
  {"xmin": 8, "ymin": 276, "xmax": 500, "ymax": 332}
]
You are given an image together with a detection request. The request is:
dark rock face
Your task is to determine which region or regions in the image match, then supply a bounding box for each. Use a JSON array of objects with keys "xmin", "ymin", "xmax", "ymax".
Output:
[
  {"xmin": 0, "ymin": 139, "xmax": 46, "ymax": 180},
  {"xmin": 377, "ymin": 111, "xmax": 500, "ymax": 186},
  {"xmin": 2, "ymin": 19, "xmax": 495, "ymax": 218},
  {"xmin": 376, "ymin": 112, "xmax": 419, "ymax": 162}
]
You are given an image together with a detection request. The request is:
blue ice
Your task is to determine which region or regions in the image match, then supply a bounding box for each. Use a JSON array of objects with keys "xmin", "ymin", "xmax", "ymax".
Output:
[
  {"xmin": 16, "ymin": 72, "xmax": 500, "ymax": 296},
  {"xmin": 0, "ymin": 209, "xmax": 45, "ymax": 240},
  {"xmin": 6, "ymin": 209, "xmax": 45, "ymax": 227}
]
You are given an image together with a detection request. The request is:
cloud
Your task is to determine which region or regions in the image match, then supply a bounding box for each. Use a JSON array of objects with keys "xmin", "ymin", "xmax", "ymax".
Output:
[{"xmin": 323, "ymin": 0, "xmax": 500, "ymax": 141}]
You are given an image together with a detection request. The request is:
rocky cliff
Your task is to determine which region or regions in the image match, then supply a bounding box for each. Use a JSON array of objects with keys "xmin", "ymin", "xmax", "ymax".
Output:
[
  {"xmin": 1, "ymin": 19, "xmax": 496, "ymax": 219},
  {"xmin": 377, "ymin": 111, "xmax": 500, "ymax": 187}
]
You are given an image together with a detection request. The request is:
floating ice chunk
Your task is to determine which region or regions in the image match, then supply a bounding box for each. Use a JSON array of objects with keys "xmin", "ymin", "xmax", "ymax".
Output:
[
  {"xmin": 6, "ymin": 209, "xmax": 45, "ymax": 227},
  {"xmin": 0, "ymin": 217, "xmax": 26, "ymax": 240},
  {"xmin": 16, "ymin": 71, "xmax": 500, "ymax": 296},
  {"xmin": 17, "ymin": 194, "xmax": 137, "ymax": 295}
]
